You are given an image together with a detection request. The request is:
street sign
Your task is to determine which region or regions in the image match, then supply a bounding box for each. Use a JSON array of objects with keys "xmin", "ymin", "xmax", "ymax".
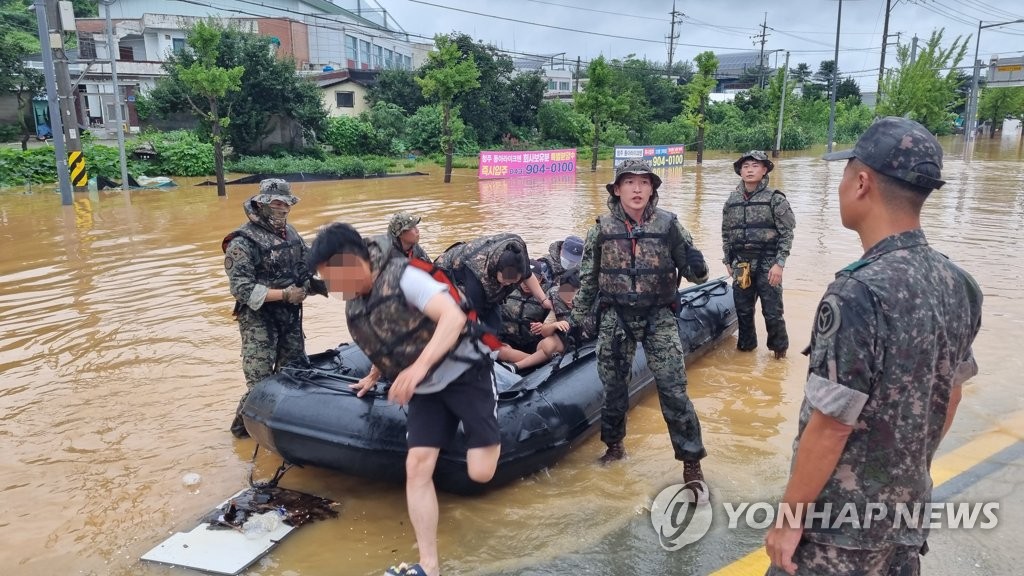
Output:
[{"xmin": 987, "ymin": 56, "xmax": 1024, "ymax": 87}]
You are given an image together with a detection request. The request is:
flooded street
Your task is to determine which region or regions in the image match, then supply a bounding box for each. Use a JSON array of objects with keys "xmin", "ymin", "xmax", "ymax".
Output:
[{"xmin": 1, "ymin": 138, "xmax": 1022, "ymax": 576}]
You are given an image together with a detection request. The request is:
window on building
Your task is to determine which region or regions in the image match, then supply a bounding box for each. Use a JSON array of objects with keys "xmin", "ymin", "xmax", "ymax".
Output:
[
  {"xmin": 374, "ymin": 45, "xmax": 383, "ymax": 69},
  {"xmin": 172, "ymin": 38, "xmax": 185, "ymax": 54},
  {"xmin": 547, "ymin": 80, "xmax": 557, "ymax": 90},
  {"xmin": 403, "ymin": 55, "xmax": 412, "ymax": 70},
  {"xmin": 79, "ymin": 37, "xmax": 96, "ymax": 59},
  {"xmin": 345, "ymin": 35, "xmax": 358, "ymax": 62},
  {"xmin": 384, "ymin": 49, "xmax": 393, "ymax": 69},
  {"xmin": 335, "ymin": 91, "xmax": 354, "ymax": 108},
  {"xmin": 558, "ymin": 81, "xmax": 570, "ymax": 91},
  {"xmin": 359, "ymin": 39, "xmax": 371, "ymax": 67},
  {"xmin": 119, "ymin": 45, "xmax": 134, "ymax": 62}
]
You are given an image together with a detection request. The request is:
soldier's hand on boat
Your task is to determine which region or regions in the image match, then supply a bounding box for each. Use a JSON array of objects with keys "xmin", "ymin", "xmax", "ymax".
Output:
[
  {"xmin": 389, "ymin": 364, "xmax": 428, "ymax": 405},
  {"xmin": 350, "ymin": 369, "xmax": 380, "ymax": 398},
  {"xmin": 282, "ymin": 285, "xmax": 306, "ymax": 305}
]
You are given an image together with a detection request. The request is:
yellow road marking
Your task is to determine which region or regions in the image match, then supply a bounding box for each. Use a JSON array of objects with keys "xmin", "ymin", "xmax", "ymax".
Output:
[{"xmin": 710, "ymin": 414, "xmax": 1024, "ymax": 576}]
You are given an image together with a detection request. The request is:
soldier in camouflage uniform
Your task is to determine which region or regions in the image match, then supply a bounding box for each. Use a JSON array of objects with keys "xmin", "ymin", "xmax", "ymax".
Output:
[
  {"xmin": 722, "ymin": 150, "xmax": 796, "ymax": 359},
  {"xmin": 568, "ymin": 159, "xmax": 711, "ymax": 498},
  {"xmin": 498, "ymin": 260, "xmax": 550, "ymax": 353},
  {"xmin": 536, "ymin": 234, "xmax": 585, "ymax": 286},
  {"xmin": 765, "ymin": 117, "xmax": 983, "ymax": 575},
  {"xmin": 222, "ymin": 179, "xmax": 325, "ymax": 438},
  {"xmin": 386, "ymin": 211, "xmax": 431, "ymax": 263}
]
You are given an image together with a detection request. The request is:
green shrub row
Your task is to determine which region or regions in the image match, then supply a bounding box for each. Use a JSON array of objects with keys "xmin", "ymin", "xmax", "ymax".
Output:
[{"xmin": 226, "ymin": 154, "xmax": 397, "ymax": 178}]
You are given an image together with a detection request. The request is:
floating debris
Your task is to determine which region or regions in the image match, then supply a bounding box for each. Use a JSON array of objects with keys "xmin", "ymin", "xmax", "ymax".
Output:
[{"xmin": 201, "ymin": 485, "xmax": 339, "ymax": 531}]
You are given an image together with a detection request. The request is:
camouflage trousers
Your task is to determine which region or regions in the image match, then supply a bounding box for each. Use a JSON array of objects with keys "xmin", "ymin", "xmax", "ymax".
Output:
[
  {"xmin": 765, "ymin": 540, "xmax": 923, "ymax": 576},
  {"xmin": 234, "ymin": 304, "xmax": 306, "ymax": 414},
  {"xmin": 596, "ymin": 306, "xmax": 706, "ymax": 461},
  {"xmin": 734, "ymin": 260, "xmax": 789, "ymax": 352}
]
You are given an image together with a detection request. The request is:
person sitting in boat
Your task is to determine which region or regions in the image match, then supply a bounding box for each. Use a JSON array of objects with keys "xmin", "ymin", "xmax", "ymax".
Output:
[
  {"xmin": 496, "ymin": 260, "xmax": 550, "ymax": 358},
  {"xmin": 386, "ymin": 210, "xmax": 431, "ymax": 263},
  {"xmin": 510, "ymin": 268, "xmax": 597, "ymax": 373},
  {"xmin": 308, "ymin": 223, "xmax": 500, "ymax": 576},
  {"xmin": 536, "ymin": 234, "xmax": 585, "ymax": 286},
  {"xmin": 569, "ymin": 158, "xmax": 712, "ymax": 502},
  {"xmin": 433, "ymin": 233, "xmax": 552, "ymax": 333},
  {"xmin": 221, "ymin": 178, "xmax": 327, "ymax": 438}
]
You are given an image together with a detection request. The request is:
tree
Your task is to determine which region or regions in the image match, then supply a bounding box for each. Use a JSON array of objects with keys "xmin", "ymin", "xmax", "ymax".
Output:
[
  {"xmin": 416, "ymin": 35, "xmax": 480, "ymax": 183},
  {"xmin": 0, "ymin": 26, "xmax": 44, "ymax": 150},
  {"xmin": 791, "ymin": 62, "xmax": 812, "ymax": 85},
  {"xmin": 683, "ymin": 51, "xmax": 719, "ymax": 164},
  {"xmin": 877, "ymin": 29, "xmax": 968, "ymax": 134},
  {"xmin": 978, "ymin": 86, "xmax": 1024, "ymax": 138},
  {"xmin": 574, "ymin": 56, "xmax": 628, "ymax": 171},
  {"xmin": 366, "ymin": 68, "xmax": 426, "ymax": 113},
  {"xmin": 837, "ymin": 77, "xmax": 861, "ymax": 104},
  {"xmin": 144, "ymin": 24, "xmax": 326, "ymax": 156},
  {"xmin": 508, "ymin": 70, "xmax": 546, "ymax": 131},
  {"xmin": 175, "ymin": 21, "xmax": 244, "ymax": 196},
  {"xmin": 537, "ymin": 100, "xmax": 591, "ymax": 146}
]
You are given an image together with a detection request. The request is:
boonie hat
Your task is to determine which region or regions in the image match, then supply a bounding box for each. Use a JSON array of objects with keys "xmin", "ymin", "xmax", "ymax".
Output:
[
  {"xmin": 388, "ymin": 211, "xmax": 422, "ymax": 237},
  {"xmin": 822, "ymin": 116, "xmax": 945, "ymax": 190},
  {"xmin": 253, "ymin": 178, "xmax": 299, "ymax": 205},
  {"xmin": 560, "ymin": 235, "xmax": 584, "ymax": 268},
  {"xmin": 605, "ymin": 159, "xmax": 663, "ymax": 193},
  {"xmin": 733, "ymin": 150, "xmax": 775, "ymax": 175}
]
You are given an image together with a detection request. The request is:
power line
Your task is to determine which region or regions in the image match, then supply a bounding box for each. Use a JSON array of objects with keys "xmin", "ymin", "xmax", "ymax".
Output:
[{"xmin": 519, "ymin": 0, "xmax": 669, "ymax": 22}]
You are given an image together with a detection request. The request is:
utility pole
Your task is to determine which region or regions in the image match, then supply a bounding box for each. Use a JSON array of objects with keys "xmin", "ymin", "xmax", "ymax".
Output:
[
  {"xmin": 827, "ymin": 0, "xmax": 842, "ymax": 153},
  {"xmin": 46, "ymin": 0, "xmax": 86, "ymax": 190},
  {"xmin": 753, "ymin": 12, "xmax": 770, "ymax": 89},
  {"xmin": 773, "ymin": 51, "xmax": 790, "ymax": 158},
  {"xmin": 34, "ymin": 0, "xmax": 73, "ymax": 204},
  {"xmin": 878, "ymin": 0, "xmax": 893, "ymax": 98},
  {"xmin": 666, "ymin": 0, "xmax": 682, "ymax": 78},
  {"xmin": 910, "ymin": 35, "xmax": 919, "ymax": 65},
  {"xmin": 574, "ymin": 56, "xmax": 581, "ymax": 93},
  {"xmin": 101, "ymin": 0, "xmax": 129, "ymax": 189}
]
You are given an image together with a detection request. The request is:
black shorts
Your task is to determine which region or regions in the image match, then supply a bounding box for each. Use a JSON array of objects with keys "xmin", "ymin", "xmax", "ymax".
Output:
[{"xmin": 406, "ymin": 358, "xmax": 500, "ymax": 449}]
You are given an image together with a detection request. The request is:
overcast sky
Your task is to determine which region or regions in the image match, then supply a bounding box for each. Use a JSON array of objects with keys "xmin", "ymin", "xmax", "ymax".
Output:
[{"xmin": 375, "ymin": 0, "xmax": 1024, "ymax": 92}]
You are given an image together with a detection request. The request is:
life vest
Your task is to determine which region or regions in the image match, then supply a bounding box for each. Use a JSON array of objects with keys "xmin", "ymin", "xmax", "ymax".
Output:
[
  {"xmin": 372, "ymin": 233, "xmax": 431, "ymax": 264},
  {"xmin": 723, "ymin": 187, "xmax": 785, "ymax": 259},
  {"xmin": 499, "ymin": 286, "xmax": 548, "ymax": 348},
  {"xmin": 433, "ymin": 233, "xmax": 527, "ymax": 307},
  {"xmin": 222, "ymin": 222, "xmax": 306, "ymax": 289},
  {"xmin": 596, "ymin": 208, "xmax": 679, "ymax": 308},
  {"xmin": 406, "ymin": 257, "xmax": 503, "ymax": 352}
]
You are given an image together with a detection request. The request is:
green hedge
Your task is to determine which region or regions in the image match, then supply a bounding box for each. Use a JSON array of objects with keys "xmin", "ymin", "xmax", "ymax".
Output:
[{"xmin": 226, "ymin": 154, "xmax": 398, "ymax": 178}]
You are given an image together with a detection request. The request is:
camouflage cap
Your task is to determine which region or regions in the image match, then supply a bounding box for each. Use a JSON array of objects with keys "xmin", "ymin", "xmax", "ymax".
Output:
[
  {"xmin": 733, "ymin": 150, "xmax": 775, "ymax": 175},
  {"xmin": 822, "ymin": 116, "xmax": 945, "ymax": 190},
  {"xmin": 605, "ymin": 159, "xmax": 663, "ymax": 193},
  {"xmin": 253, "ymin": 178, "xmax": 299, "ymax": 205},
  {"xmin": 388, "ymin": 211, "xmax": 422, "ymax": 237}
]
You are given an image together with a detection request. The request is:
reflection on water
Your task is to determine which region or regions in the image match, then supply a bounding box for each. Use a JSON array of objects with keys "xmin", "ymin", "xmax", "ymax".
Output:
[{"xmin": 1, "ymin": 137, "xmax": 1021, "ymax": 575}]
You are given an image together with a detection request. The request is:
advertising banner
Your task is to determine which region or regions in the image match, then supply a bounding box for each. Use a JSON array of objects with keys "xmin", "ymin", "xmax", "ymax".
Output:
[
  {"xmin": 478, "ymin": 148, "xmax": 577, "ymax": 179},
  {"xmin": 613, "ymin": 144, "xmax": 686, "ymax": 168}
]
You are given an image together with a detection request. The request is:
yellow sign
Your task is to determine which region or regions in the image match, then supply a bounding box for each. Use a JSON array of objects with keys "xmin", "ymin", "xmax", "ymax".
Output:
[
  {"xmin": 996, "ymin": 64, "xmax": 1023, "ymax": 72},
  {"xmin": 68, "ymin": 150, "xmax": 88, "ymax": 187}
]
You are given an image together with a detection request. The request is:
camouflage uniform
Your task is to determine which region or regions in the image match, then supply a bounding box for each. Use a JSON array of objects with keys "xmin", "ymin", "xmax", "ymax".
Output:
[
  {"xmin": 768, "ymin": 118, "xmax": 983, "ymax": 574},
  {"xmin": 722, "ymin": 151, "xmax": 795, "ymax": 353},
  {"xmin": 434, "ymin": 233, "xmax": 532, "ymax": 330},
  {"xmin": 222, "ymin": 179, "xmax": 310, "ymax": 435},
  {"xmin": 570, "ymin": 159, "xmax": 710, "ymax": 462},
  {"xmin": 500, "ymin": 284, "xmax": 549, "ymax": 351},
  {"xmin": 387, "ymin": 211, "xmax": 431, "ymax": 263}
]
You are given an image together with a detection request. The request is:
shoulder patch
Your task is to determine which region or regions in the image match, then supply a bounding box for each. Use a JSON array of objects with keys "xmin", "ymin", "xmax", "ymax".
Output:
[
  {"xmin": 841, "ymin": 259, "xmax": 870, "ymax": 273},
  {"xmin": 772, "ymin": 189, "xmax": 787, "ymax": 199},
  {"xmin": 814, "ymin": 295, "xmax": 841, "ymax": 339}
]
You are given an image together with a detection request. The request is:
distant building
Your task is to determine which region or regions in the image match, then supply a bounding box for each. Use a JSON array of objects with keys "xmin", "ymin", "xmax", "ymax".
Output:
[
  {"xmin": 512, "ymin": 53, "xmax": 576, "ymax": 101},
  {"xmin": 712, "ymin": 51, "xmax": 772, "ymax": 91},
  {"xmin": 316, "ymin": 69, "xmax": 378, "ymax": 117}
]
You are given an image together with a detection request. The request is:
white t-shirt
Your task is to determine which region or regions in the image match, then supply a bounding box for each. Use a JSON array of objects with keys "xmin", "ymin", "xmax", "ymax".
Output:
[{"xmin": 398, "ymin": 266, "xmax": 486, "ymax": 394}]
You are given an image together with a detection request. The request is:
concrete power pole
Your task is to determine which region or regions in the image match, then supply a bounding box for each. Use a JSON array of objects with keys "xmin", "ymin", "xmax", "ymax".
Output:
[
  {"xmin": 574, "ymin": 56, "xmax": 581, "ymax": 93},
  {"xmin": 773, "ymin": 51, "xmax": 790, "ymax": 158},
  {"xmin": 666, "ymin": 1, "xmax": 682, "ymax": 77},
  {"xmin": 754, "ymin": 13, "xmax": 770, "ymax": 89},
  {"xmin": 910, "ymin": 35, "xmax": 919, "ymax": 65},
  {"xmin": 33, "ymin": 0, "xmax": 73, "ymax": 204},
  {"xmin": 46, "ymin": 0, "xmax": 86, "ymax": 190},
  {"xmin": 878, "ymin": 0, "xmax": 892, "ymax": 99}
]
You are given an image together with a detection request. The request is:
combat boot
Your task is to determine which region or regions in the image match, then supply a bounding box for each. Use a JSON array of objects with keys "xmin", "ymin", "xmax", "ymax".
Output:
[
  {"xmin": 683, "ymin": 460, "xmax": 710, "ymax": 505},
  {"xmin": 598, "ymin": 441, "xmax": 626, "ymax": 464},
  {"xmin": 774, "ymin": 349, "xmax": 787, "ymax": 360}
]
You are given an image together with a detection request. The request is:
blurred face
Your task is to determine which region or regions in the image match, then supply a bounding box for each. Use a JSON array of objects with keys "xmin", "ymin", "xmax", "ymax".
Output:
[
  {"xmin": 398, "ymin": 226, "xmax": 420, "ymax": 249},
  {"xmin": 740, "ymin": 160, "xmax": 768, "ymax": 186},
  {"xmin": 496, "ymin": 269, "xmax": 522, "ymax": 286},
  {"xmin": 613, "ymin": 174, "xmax": 654, "ymax": 213},
  {"xmin": 316, "ymin": 253, "xmax": 372, "ymax": 300},
  {"xmin": 558, "ymin": 285, "xmax": 579, "ymax": 306}
]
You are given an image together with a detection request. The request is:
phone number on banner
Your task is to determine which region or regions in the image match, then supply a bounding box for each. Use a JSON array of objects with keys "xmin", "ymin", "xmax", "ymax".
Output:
[
  {"xmin": 648, "ymin": 154, "xmax": 685, "ymax": 167},
  {"xmin": 480, "ymin": 161, "xmax": 577, "ymax": 177}
]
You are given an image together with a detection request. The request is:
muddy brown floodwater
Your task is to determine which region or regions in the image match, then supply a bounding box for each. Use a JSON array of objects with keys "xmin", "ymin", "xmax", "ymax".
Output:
[{"xmin": 1, "ymin": 136, "xmax": 1021, "ymax": 575}]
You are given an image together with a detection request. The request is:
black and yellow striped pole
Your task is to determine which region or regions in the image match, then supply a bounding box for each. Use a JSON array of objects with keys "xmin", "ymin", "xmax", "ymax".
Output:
[{"xmin": 68, "ymin": 150, "xmax": 88, "ymax": 188}]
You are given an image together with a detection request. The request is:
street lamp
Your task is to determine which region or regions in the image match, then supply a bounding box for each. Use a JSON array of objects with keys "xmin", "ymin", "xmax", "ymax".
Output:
[{"xmin": 965, "ymin": 18, "xmax": 1024, "ymax": 146}]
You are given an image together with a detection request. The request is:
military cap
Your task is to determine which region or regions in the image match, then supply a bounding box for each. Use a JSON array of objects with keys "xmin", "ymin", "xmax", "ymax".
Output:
[
  {"xmin": 733, "ymin": 150, "xmax": 775, "ymax": 175},
  {"xmin": 388, "ymin": 211, "xmax": 422, "ymax": 237},
  {"xmin": 253, "ymin": 178, "xmax": 299, "ymax": 205},
  {"xmin": 822, "ymin": 116, "xmax": 945, "ymax": 190},
  {"xmin": 605, "ymin": 159, "xmax": 663, "ymax": 193}
]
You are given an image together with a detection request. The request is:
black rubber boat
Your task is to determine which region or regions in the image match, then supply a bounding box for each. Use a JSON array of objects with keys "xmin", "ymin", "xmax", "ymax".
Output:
[{"xmin": 242, "ymin": 278, "xmax": 738, "ymax": 495}]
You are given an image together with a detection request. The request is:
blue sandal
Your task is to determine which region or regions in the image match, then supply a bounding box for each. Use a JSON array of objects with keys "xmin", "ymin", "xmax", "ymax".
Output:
[{"xmin": 384, "ymin": 562, "xmax": 431, "ymax": 576}]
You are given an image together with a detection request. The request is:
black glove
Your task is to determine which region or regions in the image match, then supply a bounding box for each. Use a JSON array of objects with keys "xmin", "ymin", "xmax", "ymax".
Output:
[
  {"xmin": 686, "ymin": 246, "xmax": 707, "ymax": 275},
  {"xmin": 308, "ymin": 278, "xmax": 329, "ymax": 297}
]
